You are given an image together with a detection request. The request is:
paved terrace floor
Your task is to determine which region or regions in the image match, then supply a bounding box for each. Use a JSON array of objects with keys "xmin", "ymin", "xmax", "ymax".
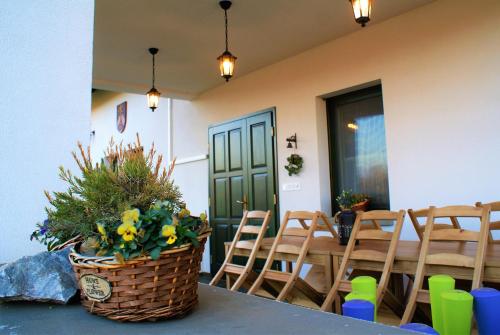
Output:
[{"xmin": 0, "ymin": 284, "xmax": 411, "ymax": 335}]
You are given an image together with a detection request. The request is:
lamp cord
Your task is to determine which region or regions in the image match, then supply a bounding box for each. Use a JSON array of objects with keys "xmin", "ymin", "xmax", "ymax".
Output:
[
  {"xmin": 152, "ymin": 53, "xmax": 156, "ymax": 88},
  {"xmin": 224, "ymin": 9, "xmax": 229, "ymax": 51}
]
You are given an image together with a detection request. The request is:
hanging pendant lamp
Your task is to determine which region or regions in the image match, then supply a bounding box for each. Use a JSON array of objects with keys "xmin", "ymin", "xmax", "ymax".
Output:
[
  {"xmin": 146, "ymin": 47, "xmax": 161, "ymax": 111},
  {"xmin": 217, "ymin": 0, "xmax": 237, "ymax": 82},
  {"xmin": 349, "ymin": 0, "xmax": 372, "ymax": 27}
]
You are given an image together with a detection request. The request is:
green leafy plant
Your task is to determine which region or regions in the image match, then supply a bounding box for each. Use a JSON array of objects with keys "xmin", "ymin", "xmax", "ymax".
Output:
[
  {"xmin": 31, "ymin": 135, "xmax": 186, "ymax": 252},
  {"xmin": 94, "ymin": 201, "xmax": 208, "ymax": 261},
  {"xmin": 336, "ymin": 190, "xmax": 369, "ymax": 211},
  {"xmin": 284, "ymin": 154, "xmax": 303, "ymax": 176}
]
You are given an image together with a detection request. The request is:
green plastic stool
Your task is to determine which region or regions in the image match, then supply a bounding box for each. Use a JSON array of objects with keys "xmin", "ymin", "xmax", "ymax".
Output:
[
  {"xmin": 345, "ymin": 292, "xmax": 377, "ymax": 321},
  {"xmin": 352, "ymin": 276, "xmax": 377, "ymax": 296},
  {"xmin": 428, "ymin": 274, "xmax": 455, "ymax": 334},
  {"xmin": 441, "ymin": 289, "xmax": 473, "ymax": 335}
]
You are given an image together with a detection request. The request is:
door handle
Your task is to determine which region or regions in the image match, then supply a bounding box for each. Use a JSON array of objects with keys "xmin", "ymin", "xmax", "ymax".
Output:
[{"xmin": 236, "ymin": 195, "xmax": 248, "ymax": 211}]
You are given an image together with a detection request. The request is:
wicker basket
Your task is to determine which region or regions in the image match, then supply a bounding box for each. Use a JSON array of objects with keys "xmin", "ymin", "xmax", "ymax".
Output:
[{"xmin": 69, "ymin": 232, "xmax": 210, "ymax": 322}]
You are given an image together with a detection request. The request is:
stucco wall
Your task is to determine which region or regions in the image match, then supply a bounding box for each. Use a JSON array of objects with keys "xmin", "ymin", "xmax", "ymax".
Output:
[
  {"xmin": 90, "ymin": 91, "xmax": 171, "ymax": 161},
  {"xmin": 0, "ymin": 0, "xmax": 95, "ymax": 262},
  {"xmin": 172, "ymin": 0, "xmax": 500, "ymax": 242}
]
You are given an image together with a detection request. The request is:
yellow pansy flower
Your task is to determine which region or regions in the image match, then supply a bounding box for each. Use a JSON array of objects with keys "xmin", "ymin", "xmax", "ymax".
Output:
[
  {"xmin": 161, "ymin": 225, "xmax": 177, "ymax": 245},
  {"xmin": 122, "ymin": 208, "xmax": 140, "ymax": 225},
  {"xmin": 117, "ymin": 221, "xmax": 137, "ymax": 242},
  {"xmin": 178, "ymin": 208, "xmax": 190, "ymax": 219},
  {"xmin": 97, "ymin": 223, "xmax": 106, "ymax": 236},
  {"xmin": 200, "ymin": 212, "xmax": 207, "ymax": 222},
  {"xmin": 96, "ymin": 223, "xmax": 108, "ymax": 242}
]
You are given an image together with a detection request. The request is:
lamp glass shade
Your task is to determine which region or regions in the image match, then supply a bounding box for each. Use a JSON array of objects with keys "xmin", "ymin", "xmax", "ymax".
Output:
[
  {"xmin": 146, "ymin": 87, "xmax": 161, "ymax": 111},
  {"xmin": 350, "ymin": 0, "xmax": 371, "ymax": 26},
  {"xmin": 217, "ymin": 51, "xmax": 237, "ymax": 81}
]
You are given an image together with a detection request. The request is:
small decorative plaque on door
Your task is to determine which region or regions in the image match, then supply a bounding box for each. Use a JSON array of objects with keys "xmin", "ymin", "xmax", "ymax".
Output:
[{"xmin": 79, "ymin": 274, "xmax": 112, "ymax": 302}]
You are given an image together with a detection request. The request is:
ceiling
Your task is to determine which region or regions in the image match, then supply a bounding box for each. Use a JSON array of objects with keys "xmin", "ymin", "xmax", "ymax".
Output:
[{"xmin": 93, "ymin": 0, "xmax": 433, "ymax": 99}]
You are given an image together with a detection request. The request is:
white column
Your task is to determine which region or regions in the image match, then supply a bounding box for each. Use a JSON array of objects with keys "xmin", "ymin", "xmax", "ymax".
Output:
[{"xmin": 0, "ymin": 0, "xmax": 95, "ymax": 262}]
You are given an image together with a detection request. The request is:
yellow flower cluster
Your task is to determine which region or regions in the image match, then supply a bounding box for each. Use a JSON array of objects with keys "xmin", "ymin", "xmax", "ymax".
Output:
[
  {"xmin": 178, "ymin": 208, "xmax": 190, "ymax": 219},
  {"xmin": 118, "ymin": 209, "xmax": 140, "ymax": 242},
  {"xmin": 161, "ymin": 225, "xmax": 177, "ymax": 245},
  {"xmin": 97, "ymin": 223, "xmax": 107, "ymax": 241}
]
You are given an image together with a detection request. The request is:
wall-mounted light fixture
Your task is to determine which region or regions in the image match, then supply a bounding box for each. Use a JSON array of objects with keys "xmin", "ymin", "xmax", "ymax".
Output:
[
  {"xmin": 146, "ymin": 47, "xmax": 161, "ymax": 111},
  {"xmin": 286, "ymin": 133, "xmax": 297, "ymax": 149},
  {"xmin": 217, "ymin": 0, "xmax": 237, "ymax": 81},
  {"xmin": 349, "ymin": 0, "xmax": 372, "ymax": 27}
]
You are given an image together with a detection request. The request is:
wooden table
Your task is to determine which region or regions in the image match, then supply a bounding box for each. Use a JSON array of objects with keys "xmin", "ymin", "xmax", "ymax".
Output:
[{"xmin": 227, "ymin": 237, "xmax": 500, "ymax": 291}]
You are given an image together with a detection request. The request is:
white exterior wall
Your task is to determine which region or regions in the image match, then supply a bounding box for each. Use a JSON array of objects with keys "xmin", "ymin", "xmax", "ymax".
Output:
[
  {"xmin": 90, "ymin": 91, "xmax": 171, "ymax": 161},
  {"xmin": 171, "ymin": 0, "xmax": 500, "ymax": 243},
  {"xmin": 0, "ymin": 0, "xmax": 95, "ymax": 262}
]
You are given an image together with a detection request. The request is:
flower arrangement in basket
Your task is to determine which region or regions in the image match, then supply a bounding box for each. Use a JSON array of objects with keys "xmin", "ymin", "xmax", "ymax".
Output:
[{"xmin": 31, "ymin": 135, "xmax": 211, "ymax": 322}]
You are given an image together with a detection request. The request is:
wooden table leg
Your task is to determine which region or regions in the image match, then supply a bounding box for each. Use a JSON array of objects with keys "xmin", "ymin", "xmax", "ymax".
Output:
[
  {"xmin": 332, "ymin": 255, "xmax": 341, "ymax": 314},
  {"xmin": 323, "ymin": 254, "xmax": 333, "ymax": 312}
]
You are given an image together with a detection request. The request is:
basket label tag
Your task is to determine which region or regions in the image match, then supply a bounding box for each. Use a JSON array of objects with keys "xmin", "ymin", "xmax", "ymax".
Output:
[{"xmin": 79, "ymin": 274, "xmax": 112, "ymax": 302}]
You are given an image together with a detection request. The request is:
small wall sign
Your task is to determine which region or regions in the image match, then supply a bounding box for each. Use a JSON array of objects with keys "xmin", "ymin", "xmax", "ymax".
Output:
[
  {"xmin": 79, "ymin": 274, "xmax": 112, "ymax": 302},
  {"xmin": 116, "ymin": 101, "xmax": 127, "ymax": 133}
]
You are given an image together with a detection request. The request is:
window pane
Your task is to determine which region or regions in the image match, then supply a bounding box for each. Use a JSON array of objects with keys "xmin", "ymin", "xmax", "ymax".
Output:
[{"xmin": 328, "ymin": 86, "xmax": 390, "ymax": 210}]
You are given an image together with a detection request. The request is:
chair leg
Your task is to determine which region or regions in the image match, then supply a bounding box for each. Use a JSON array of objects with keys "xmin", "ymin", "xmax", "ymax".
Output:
[
  {"xmin": 401, "ymin": 287, "xmax": 419, "ymax": 324},
  {"xmin": 231, "ymin": 266, "xmax": 252, "ymax": 291},
  {"xmin": 209, "ymin": 263, "xmax": 227, "ymax": 286},
  {"xmin": 248, "ymin": 270, "xmax": 266, "ymax": 295}
]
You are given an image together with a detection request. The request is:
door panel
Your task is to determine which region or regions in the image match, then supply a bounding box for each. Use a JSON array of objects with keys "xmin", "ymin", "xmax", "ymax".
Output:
[
  {"xmin": 228, "ymin": 129, "xmax": 243, "ymax": 171},
  {"xmin": 229, "ymin": 176, "xmax": 244, "ymax": 218},
  {"xmin": 209, "ymin": 110, "xmax": 277, "ymax": 275},
  {"xmin": 250, "ymin": 122, "xmax": 267, "ymax": 168},
  {"xmin": 251, "ymin": 173, "xmax": 269, "ymax": 210},
  {"xmin": 213, "ymin": 133, "xmax": 226, "ymax": 173},
  {"xmin": 213, "ymin": 178, "xmax": 228, "ymax": 218}
]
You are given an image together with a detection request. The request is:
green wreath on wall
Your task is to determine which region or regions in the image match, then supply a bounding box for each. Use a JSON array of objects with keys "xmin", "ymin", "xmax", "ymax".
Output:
[{"xmin": 285, "ymin": 154, "xmax": 303, "ymax": 176}]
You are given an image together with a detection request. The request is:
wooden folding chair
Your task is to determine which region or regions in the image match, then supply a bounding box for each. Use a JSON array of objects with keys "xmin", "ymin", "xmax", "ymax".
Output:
[
  {"xmin": 320, "ymin": 210, "xmax": 405, "ymax": 313},
  {"xmin": 476, "ymin": 201, "xmax": 500, "ymax": 243},
  {"xmin": 209, "ymin": 210, "xmax": 272, "ymax": 291},
  {"xmin": 409, "ymin": 208, "xmax": 461, "ymax": 240},
  {"xmin": 401, "ymin": 205, "xmax": 491, "ymax": 325},
  {"xmin": 247, "ymin": 211, "xmax": 336, "ymax": 306}
]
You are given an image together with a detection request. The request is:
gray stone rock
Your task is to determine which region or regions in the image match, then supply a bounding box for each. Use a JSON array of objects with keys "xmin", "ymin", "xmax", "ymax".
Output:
[{"xmin": 0, "ymin": 247, "xmax": 78, "ymax": 304}]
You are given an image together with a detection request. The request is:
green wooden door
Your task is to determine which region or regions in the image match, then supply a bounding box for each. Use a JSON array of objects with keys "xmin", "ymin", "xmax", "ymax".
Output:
[{"xmin": 208, "ymin": 110, "xmax": 277, "ymax": 275}]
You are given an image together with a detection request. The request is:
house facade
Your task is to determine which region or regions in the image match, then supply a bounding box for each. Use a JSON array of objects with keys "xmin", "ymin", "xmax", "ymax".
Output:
[{"xmin": 2, "ymin": 0, "xmax": 500, "ymax": 273}]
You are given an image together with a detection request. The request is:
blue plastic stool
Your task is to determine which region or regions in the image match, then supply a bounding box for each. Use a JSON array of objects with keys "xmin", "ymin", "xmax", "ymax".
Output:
[
  {"xmin": 471, "ymin": 287, "xmax": 500, "ymax": 335},
  {"xmin": 342, "ymin": 299, "xmax": 374, "ymax": 322},
  {"xmin": 400, "ymin": 323, "xmax": 439, "ymax": 335}
]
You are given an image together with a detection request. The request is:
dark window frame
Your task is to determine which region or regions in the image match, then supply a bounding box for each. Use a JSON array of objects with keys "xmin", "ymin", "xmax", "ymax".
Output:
[{"xmin": 326, "ymin": 84, "xmax": 390, "ymax": 213}]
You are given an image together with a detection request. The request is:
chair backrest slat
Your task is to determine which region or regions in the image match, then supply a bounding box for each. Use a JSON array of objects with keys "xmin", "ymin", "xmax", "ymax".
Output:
[
  {"xmin": 241, "ymin": 225, "xmax": 264, "ymax": 235},
  {"xmin": 288, "ymin": 211, "xmax": 316, "ymax": 220},
  {"xmin": 409, "ymin": 207, "xmax": 462, "ymax": 241},
  {"xmin": 283, "ymin": 227, "xmax": 310, "ymax": 238},
  {"xmin": 246, "ymin": 210, "xmax": 270, "ymax": 219},
  {"xmin": 429, "ymin": 228, "xmax": 480, "ymax": 242},
  {"xmin": 356, "ymin": 229, "xmax": 393, "ymax": 241}
]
